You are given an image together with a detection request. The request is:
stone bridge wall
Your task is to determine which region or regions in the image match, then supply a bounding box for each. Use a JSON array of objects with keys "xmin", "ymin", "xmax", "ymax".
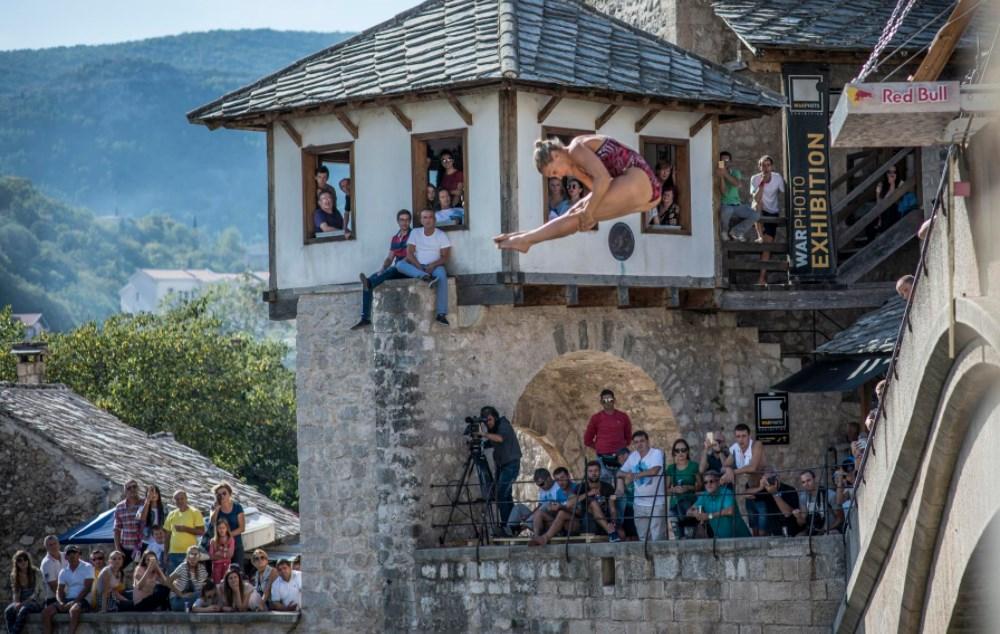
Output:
[
  {"xmin": 406, "ymin": 537, "xmax": 844, "ymax": 633},
  {"xmin": 295, "ymin": 283, "xmax": 848, "ymax": 631}
]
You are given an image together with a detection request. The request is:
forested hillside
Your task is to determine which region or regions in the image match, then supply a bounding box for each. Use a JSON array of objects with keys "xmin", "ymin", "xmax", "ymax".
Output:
[
  {"xmin": 0, "ymin": 29, "xmax": 350, "ymax": 240},
  {"xmin": 0, "ymin": 176, "xmax": 249, "ymax": 330}
]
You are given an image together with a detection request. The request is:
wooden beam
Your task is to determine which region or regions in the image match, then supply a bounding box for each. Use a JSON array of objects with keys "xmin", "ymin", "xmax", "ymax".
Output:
[
  {"xmin": 447, "ymin": 95, "xmax": 473, "ymax": 125},
  {"xmin": 836, "ymin": 179, "xmax": 916, "ymax": 248},
  {"xmin": 720, "ymin": 284, "xmax": 896, "ymax": 311},
  {"xmin": 634, "ymin": 108, "xmax": 660, "ymax": 133},
  {"xmin": 617, "ymin": 286, "xmax": 630, "ymax": 308},
  {"xmin": 836, "ymin": 211, "xmax": 922, "ymax": 284},
  {"xmin": 565, "ymin": 285, "xmax": 580, "ymax": 307},
  {"xmin": 334, "ymin": 111, "xmax": 359, "ymax": 139},
  {"xmin": 387, "ymin": 105, "xmax": 412, "ymax": 131},
  {"xmin": 911, "ymin": 0, "xmax": 977, "ymax": 82},
  {"xmin": 832, "ymin": 148, "xmax": 912, "ymax": 219},
  {"xmin": 689, "ymin": 114, "xmax": 714, "ymax": 138},
  {"xmin": 279, "ymin": 120, "xmax": 302, "ymax": 147},
  {"xmin": 595, "ymin": 104, "xmax": 621, "ymax": 130},
  {"xmin": 537, "ymin": 95, "xmax": 562, "ymax": 124},
  {"xmin": 499, "ymin": 87, "xmax": 519, "ymax": 277},
  {"xmin": 266, "ymin": 126, "xmax": 277, "ymax": 295}
]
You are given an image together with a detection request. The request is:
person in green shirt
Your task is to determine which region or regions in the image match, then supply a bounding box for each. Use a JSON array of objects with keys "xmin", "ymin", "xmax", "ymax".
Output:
[
  {"xmin": 688, "ymin": 470, "xmax": 751, "ymax": 538},
  {"xmin": 666, "ymin": 439, "xmax": 701, "ymax": 539},
  {"xmin": 718, "ymin": 151, "xmax": 759, "ymax": 242}
]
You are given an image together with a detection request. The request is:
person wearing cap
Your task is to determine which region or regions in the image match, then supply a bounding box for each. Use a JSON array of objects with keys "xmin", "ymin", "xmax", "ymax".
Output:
[
  {"xmin": 268, "ymin": 559, "xmax": 301, "ymax": 612},
  {"xmin": 112, "ymin": 479, "xmax": 144, "ymax": 568},
  {"xmin": 40, "ymin": 545, "xmax": 93, "ymax": 634},
  {"xmin": 583, "ymin": 389, "xmax": 632, "ymax": 485},
  {"xmin": 835, "ymin": 457, "xmax": 857, "ymax": 519},
  {"xmin": 687, "ymin": 470, "xmax": 751, "ymax": 538}
]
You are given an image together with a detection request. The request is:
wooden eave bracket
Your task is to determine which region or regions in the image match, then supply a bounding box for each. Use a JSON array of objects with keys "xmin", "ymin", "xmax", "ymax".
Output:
[
  {"xmin": 595, "ymin": 104, "xmax": 622, "ymax": 130},
  {"xmin": 279, "ymin": 120, "xmax": 303, "ymax": 147},
  {"xmin": 689, "ymin": 114, "xmax": 715, "ymax": 138},
  {"xmin": 634, "ymin": 108, "xmax": 660, "ymax": 133},
  {"xmin": 335, "ymin": 111, "xmax": 359, "ymax": 139},
  {"xmin": 446, "ymin": 94, "xmax": 474, "ymax": 126},
  {"xmin": 537, "ymin": 94, "xmax": 563, "ymax": 124},
  {"xmin": 388, "ymin": 104, "xmax": 412, "ymax": 131}
]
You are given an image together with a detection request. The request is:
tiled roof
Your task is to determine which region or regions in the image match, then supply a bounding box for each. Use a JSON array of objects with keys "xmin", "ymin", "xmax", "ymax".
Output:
[
  {"xmin": 12, "ymin": 313, "xmax": 43, "ymax": 327},
  {"xmin": 815, "ymin": 296, "xmax": 905, "ymax": 356},
  {"xmin": 136, "ymin": 269, "xmax": 268, "ymax": 284},
  {"xmin": 188, "ymin": 0, "xmax": 784, "ymax": 125},
  {"xmin": 0, "ymin": 383, "xmax": 299, "ymax": 542},
  {"xmin": 712, "ymin": 0, "xmax": 979, "ymax": 53}
]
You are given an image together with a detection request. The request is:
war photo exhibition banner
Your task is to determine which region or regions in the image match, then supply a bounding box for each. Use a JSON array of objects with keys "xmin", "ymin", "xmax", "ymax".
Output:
[{"xmin": 783, "ymin": 63, "xmax": 836, "ymax": 279}]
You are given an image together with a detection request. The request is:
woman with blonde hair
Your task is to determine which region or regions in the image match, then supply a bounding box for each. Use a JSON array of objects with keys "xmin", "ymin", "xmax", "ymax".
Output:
[
  {"xmin": 6, "ymin": 551, "xmax": 46, "ymax": 634},
  {"xmin": 249, "ymin": 549, "xmax": 279, "ymax": 608},
  {"xmin": 494, "ymin": 135, "xmax": 660, "ymax": 252}
]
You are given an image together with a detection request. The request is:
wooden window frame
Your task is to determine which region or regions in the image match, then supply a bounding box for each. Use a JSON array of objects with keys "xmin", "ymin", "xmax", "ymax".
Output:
[
  {"xmin": 639, "ymin": 136, "xmax": 691, "ymax": 236},
  {"xmin": 540, "ymin": 126, "xmax": 597, "ymax": 230},
  {"xmin": 411, "ymin": 128, "xmax": 470, "ymax": 232},
  {"xmin": 302, "ymin": 141, "xmax": 356, "ymax": 245}
]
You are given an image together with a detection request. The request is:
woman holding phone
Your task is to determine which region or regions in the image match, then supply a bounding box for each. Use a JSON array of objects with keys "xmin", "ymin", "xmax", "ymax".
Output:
[{"xmin": 210, "ymin": 483, "xmax": 246, "ymax": 573}]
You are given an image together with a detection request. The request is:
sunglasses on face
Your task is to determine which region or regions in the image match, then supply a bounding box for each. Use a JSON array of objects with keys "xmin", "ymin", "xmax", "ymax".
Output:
[
  {"xmin": 16, "ymin": 556, "xmax": 28, "ymax": 562},
  {"xmin": 704, "ymin": 479, "xmax": 719, "ymax": 484},
  {"xmin": 126, "ymin": 484, "xmax": 138, "ymax": 490},
  {"xmin": 253, "ymin": 556, "xmax": 267, "ymax": 562},
  {"xmin": 674, "ymin": 447, "xmax": 689, "ymax": 454}
]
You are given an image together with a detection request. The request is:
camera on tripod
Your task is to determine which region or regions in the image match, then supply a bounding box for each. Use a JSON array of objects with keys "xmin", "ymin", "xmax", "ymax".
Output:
[{"xmin": 463, "ymin": 415, "xmax": 487, "ymax": 456}]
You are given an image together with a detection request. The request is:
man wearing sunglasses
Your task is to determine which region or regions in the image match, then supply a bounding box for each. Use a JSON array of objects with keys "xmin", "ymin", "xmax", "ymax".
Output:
[
  {"xmin": 584, "ymin": 389, "xmax": 632, "ymax": 485},
  {"xmin": 113, "ymin": 479, "xmax": 144, "ymax": 568}
]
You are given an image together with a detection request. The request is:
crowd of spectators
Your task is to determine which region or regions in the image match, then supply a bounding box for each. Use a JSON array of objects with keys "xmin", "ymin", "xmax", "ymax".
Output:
[
  {"xmin": 5, "ymin": 481, "xmax": 300, "ymax": 634},
  {"xmin": 473, "ymin": 389, "xmax": 849, "ymax": 545}
]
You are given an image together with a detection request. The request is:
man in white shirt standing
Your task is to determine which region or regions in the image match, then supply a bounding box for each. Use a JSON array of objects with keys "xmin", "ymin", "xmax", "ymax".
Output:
[
  {"xmin": 749, "ymin": 155, "xmax": 786, "ymax": 285},
  {"xmin": 41, "ymin": 545, "xmax": 93, "ymax": 634},
  {"xmin": 618, "ymin": 431, "xmax": 666, "ymax": 541},
  {"xmin": 269, "ymin": 558, "xmax": 301, "ymax": 612},
  {"xmin": 39, "ymin": 535, "xmax": 69, "ymax": 605},
  {"xmin": 722, "ymin": 423, "xmax": 767, "ymax": 536},
  {"xmin": 396, "ymin": 208, "xmax": 451, "ymax": 325}
]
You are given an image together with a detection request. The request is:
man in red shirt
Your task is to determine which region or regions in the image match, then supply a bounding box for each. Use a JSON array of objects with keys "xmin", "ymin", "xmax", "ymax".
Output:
[{"xmin": 583, "ymin": 389, "xmax": 633, "ymax": 484}]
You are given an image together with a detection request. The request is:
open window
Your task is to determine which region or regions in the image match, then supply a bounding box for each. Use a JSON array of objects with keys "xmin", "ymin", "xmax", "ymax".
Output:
[
  {"xmin": 639, "ymin": 136, "xmax": 691, "ymax": 235},
  {"xmin": 302, "ymin": 142, "xmax": 355, "ymax": 244},
  {"xmin": 411, "ymin": 130, "xmax": 468, "ymax": 231},
  {"xmin": 540, "ymin": 126, "xmax": 597, "ymax": 230}
]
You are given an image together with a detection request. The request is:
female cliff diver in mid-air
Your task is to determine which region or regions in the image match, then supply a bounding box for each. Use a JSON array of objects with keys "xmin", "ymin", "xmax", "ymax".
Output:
[{"xmin": 493, "ymin": 135, "xmax": 660, "ymax": 253}]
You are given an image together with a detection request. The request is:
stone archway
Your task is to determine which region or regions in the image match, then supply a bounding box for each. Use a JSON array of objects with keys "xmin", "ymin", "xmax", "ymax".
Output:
[{"xmin": 512, "ymin": 350, "xmax": 680, "ymax": 483}]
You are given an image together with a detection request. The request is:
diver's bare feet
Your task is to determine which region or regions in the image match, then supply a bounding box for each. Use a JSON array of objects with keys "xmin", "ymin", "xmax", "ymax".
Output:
[{"xmin": 494, "ymin": 233, "xmax": 532, "ymax": 253}]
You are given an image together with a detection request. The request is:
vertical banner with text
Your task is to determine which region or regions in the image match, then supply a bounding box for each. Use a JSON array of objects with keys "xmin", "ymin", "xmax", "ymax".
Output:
[{"xmin": 783, "ymin": 63, "xmax": 836, "ymax": 279}]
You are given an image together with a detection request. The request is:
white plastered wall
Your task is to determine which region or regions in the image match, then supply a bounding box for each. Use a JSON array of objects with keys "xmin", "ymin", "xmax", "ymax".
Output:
[
  {"xmin": 273, "ymin": 94, "xmax": 502, "ymax": 290},
  {"xmin": 514, "ymin": 92, "xmax": 716, "ymax": 281}
]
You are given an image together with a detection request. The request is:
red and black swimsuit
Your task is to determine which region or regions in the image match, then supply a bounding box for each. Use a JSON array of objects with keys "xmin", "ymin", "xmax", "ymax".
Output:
[{"xmin": 594, "ymin": 137, "xmax": 662, "ymax": 204}]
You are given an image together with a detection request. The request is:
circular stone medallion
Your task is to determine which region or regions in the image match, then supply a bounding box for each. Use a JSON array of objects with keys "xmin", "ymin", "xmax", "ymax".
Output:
[{"xmin": 608, "ymin": 222, "xmax": 635, "ymax": 261}]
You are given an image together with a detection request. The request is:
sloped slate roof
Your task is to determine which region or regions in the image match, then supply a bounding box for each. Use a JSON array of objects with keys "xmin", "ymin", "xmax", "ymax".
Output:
[
  {"xmin": 816, "ymin": 296, "xmax": 905, "ymax": 356},
  {"xmin": 0, "ymin": 383, "xmax": 299, "ymax": 542},
  {"xmin": 712, "ymin": 0, "xmax": 973, "ymax": 53},
  {"xmin": 189, "ymin": 0, "xmax": 783, "ymax": 125}
]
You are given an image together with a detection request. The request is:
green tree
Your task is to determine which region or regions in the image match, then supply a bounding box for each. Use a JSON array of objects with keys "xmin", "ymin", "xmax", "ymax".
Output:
[
  {"xmin": 0, "ymin": 306, "xmax": 26, "ymax": 380},
  {"xmin": 1, "ymin": 300, "xmax": 298, "ymax": 509}
]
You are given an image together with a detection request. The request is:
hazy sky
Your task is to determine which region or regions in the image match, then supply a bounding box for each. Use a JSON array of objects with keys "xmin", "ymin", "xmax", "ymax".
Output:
[{"xmin": 1, "ymin": 0, "xmax": 420, "ymax": 51}]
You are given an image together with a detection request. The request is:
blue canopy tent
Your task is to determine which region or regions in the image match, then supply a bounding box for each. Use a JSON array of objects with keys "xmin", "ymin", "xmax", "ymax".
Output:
[{"xmin": 58, "ymin": 508, "xmax": 115, "ymax": 545}]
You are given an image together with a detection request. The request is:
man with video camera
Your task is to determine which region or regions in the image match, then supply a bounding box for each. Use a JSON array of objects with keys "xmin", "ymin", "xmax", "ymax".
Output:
[{"xmin": 477, "ymin": 406, "xmax": 522, "ymax": 533}]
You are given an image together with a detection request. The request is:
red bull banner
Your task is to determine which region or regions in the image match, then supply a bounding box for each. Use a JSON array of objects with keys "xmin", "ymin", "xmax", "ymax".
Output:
[{"xmin": 783, "ymin": 63, "xmax": 836, "ymax": 279}]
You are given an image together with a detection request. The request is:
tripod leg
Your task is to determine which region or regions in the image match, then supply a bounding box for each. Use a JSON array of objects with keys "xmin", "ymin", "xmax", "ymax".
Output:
[{"xmin": 439, "ymin": 456, "xmax": 477, "ymax": 545}]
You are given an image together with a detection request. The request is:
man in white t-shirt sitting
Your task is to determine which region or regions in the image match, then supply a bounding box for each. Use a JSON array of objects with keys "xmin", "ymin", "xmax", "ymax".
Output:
[
  {"xmin": 269, "ymin": 558, "xmax": 302, "ymax": 612},
  {"xmin": 41, "ymin": 545, "xmax": 93, "ymax": 634},
  {"xmin": 618, "ymin": 431, "xmax": 666, "ymax": 541},
  {"xmin": 395, "ymin": 208, "xmax": 452, "ymax": 325}
]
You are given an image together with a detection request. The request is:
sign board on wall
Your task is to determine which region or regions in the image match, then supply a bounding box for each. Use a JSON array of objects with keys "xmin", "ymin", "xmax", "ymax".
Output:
[
  {"xmin": 783, "ymin": 64, "xmax": 836, "ymax": 280},
  {"xmin": 830, "ymin": 81, "xmax": 966, "ymax": 147},
  {"xmin": 755, "ymin": 392, "xmax": 789, "ymax": 445}
]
